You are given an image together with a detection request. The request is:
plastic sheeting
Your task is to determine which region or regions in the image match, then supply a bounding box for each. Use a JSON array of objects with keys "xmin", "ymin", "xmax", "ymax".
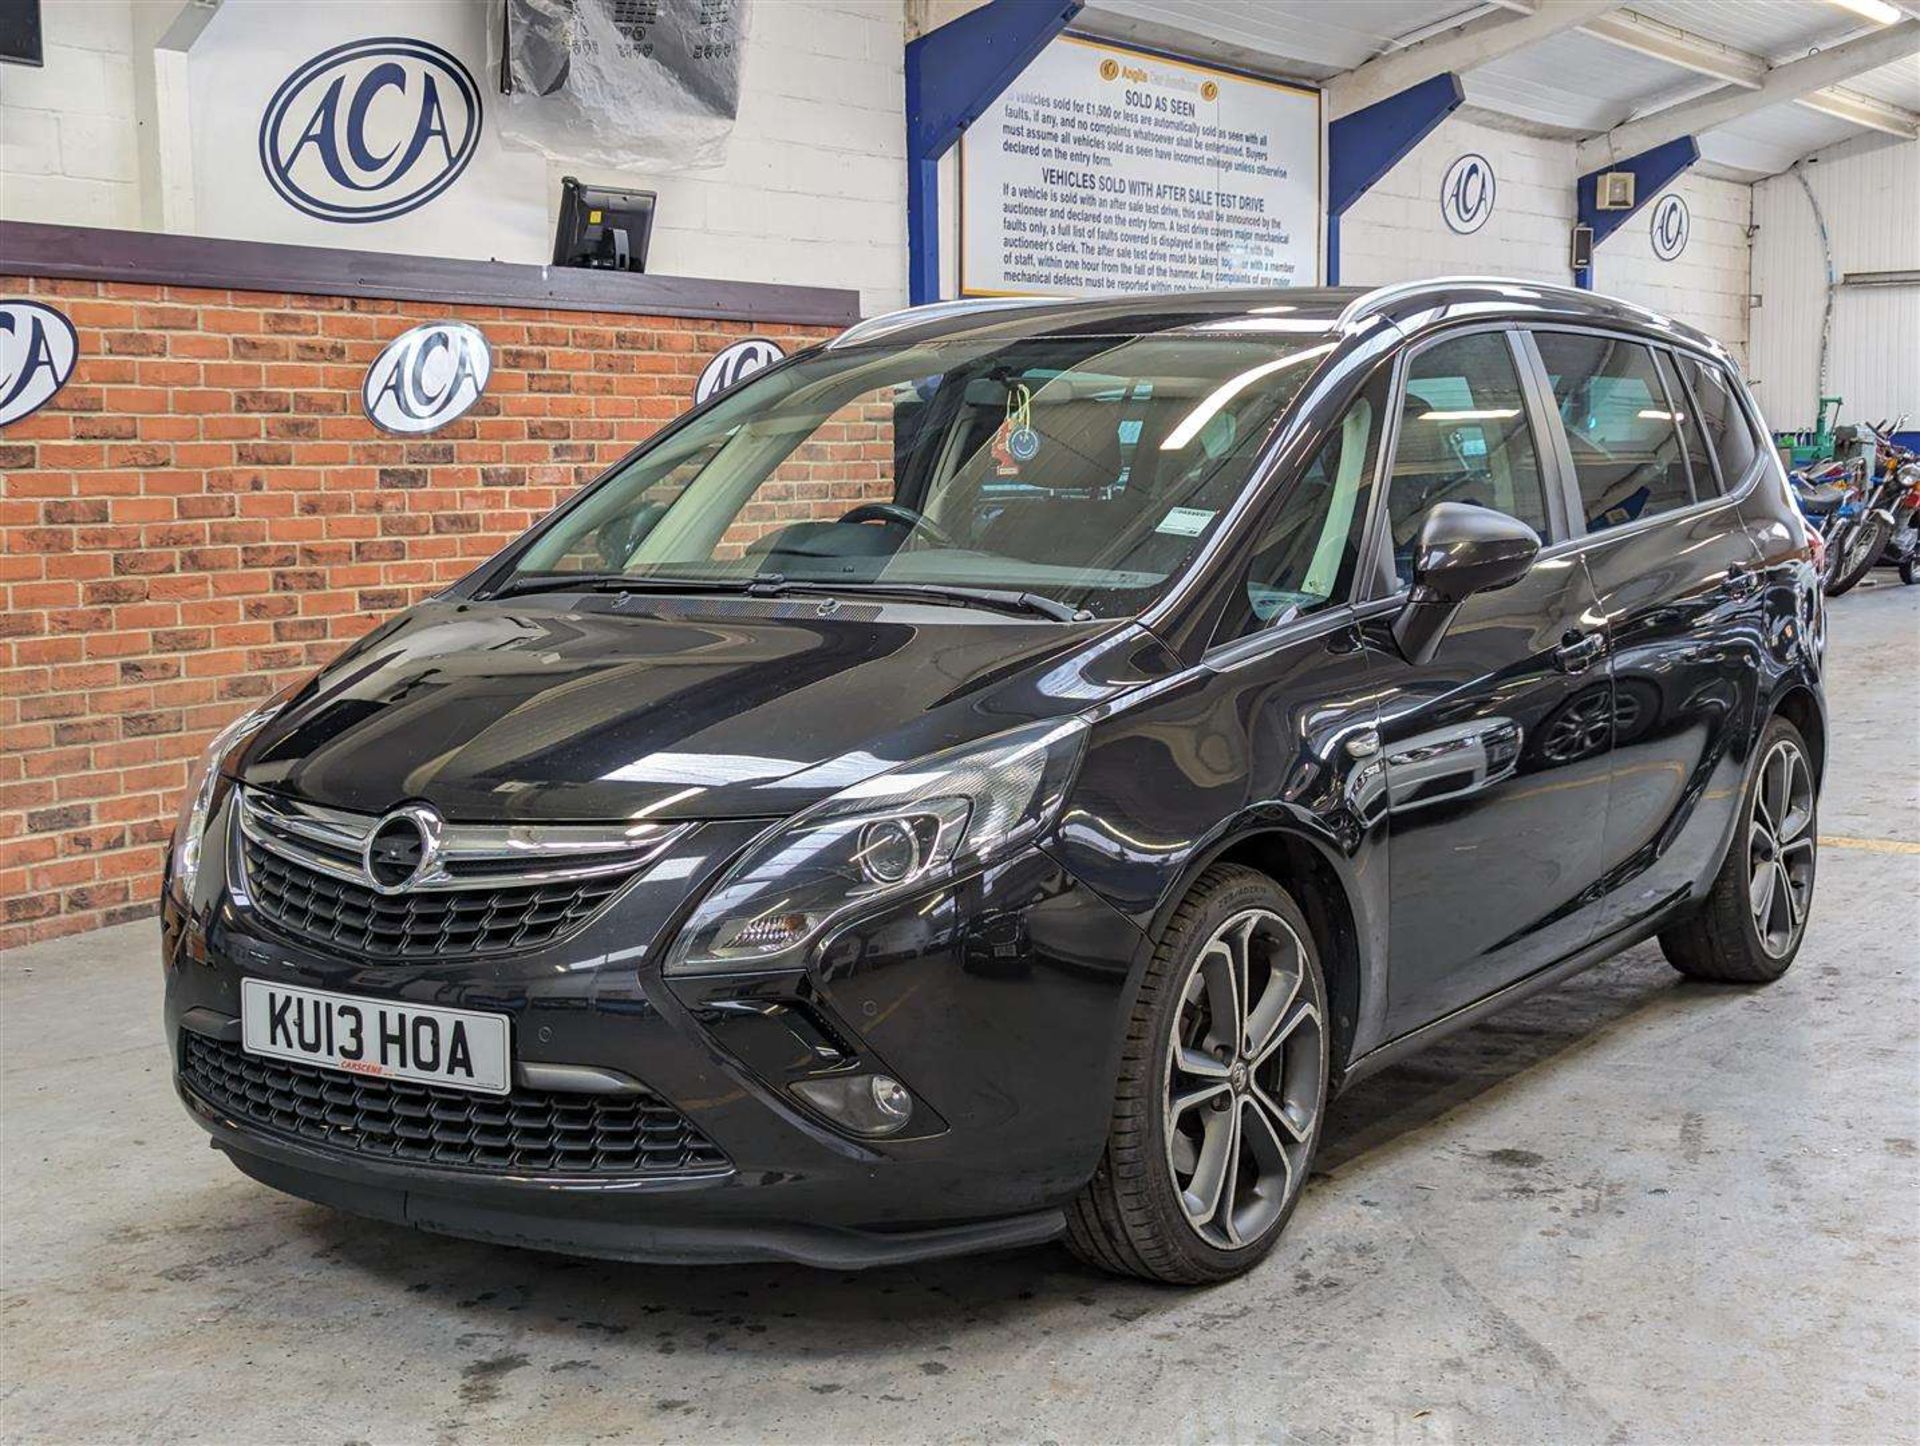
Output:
[{"xmin": 492, "ymin": 0, "xmax": 751, "ymax": 171}]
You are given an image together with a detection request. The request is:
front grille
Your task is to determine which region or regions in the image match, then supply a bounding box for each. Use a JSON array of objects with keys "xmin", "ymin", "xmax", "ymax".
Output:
[
  {"xmin": 242, "ymin": 838, "xmax": 631, "ymax": 959},
  {"xmin": 180, "ymin": 1031, "xmax": 730, "ymax": 1178}
]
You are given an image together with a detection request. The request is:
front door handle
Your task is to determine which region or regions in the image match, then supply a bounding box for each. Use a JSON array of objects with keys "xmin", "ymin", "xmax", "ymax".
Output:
[
  {"xmin": 1553, "ymin": 629, "xmax": 1606, "ymax": 674},
  {"xmin": 1725, "ymin": 562, "xmax": 1762, "ymax": 598}
]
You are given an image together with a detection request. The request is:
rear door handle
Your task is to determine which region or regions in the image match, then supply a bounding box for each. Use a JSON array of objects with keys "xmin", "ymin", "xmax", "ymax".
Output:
[{"xmin": 1553, "ymin": 629, "xmax": 1606, "ymax": 673}]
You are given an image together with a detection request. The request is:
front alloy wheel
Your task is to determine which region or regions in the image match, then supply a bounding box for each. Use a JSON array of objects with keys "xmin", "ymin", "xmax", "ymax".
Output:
[
  {"xmin": 1165, "ymin": 910, "xmax": 1322, "ymax": 1250},
  {"xmin": 1067, "ymin": 866, "xmax": 1329, "ymax": 1284}
]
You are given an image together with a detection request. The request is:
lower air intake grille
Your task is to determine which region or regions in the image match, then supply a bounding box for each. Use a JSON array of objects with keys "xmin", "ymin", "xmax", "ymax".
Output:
[
  {"xmin": 180, "ymin": 1031, "xmax": 730, "ymax": 1178},
  {"xmin": 242, "ymin": 838, "xmax": 629, "ymax": 959}
]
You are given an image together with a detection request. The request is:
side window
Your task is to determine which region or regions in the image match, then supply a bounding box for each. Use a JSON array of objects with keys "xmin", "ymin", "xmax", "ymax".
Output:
[
  {"xmin": 1534, "ymin": 331, "xmax": 1692, "ymax": 532},
  {"xmin": 1213, "ymin": 374, "xmax": 1388, "ymax": 644},
  {"xmin": 1676, "ymin": 354, "xmax": 1759, "ymax": 489},
  {"xmin": 1385, "ymin": 332, "xmax": 1551, "ymax": 587},
  {"xmin": 1659, "ymin": 352, "xmax": 1722, "ymax": 498}
]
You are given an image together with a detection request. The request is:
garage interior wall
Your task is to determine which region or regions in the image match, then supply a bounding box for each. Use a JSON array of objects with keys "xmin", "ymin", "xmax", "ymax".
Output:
[
  {"xmin": 1747, "ymin": 135, "xmax": 1920, "ymax": 432},
  {"xmin": 0, "ymin": 0, "xmax": 911, "ymax": 316},
  {"xmin": 1336, "ymin": 113, "xmax": 1753, "ymax": 364}
]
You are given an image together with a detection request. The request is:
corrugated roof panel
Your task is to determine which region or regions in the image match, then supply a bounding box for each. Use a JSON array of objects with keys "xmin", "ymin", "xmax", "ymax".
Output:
[
  {"xmin": 1698, "ymin": 104, "xmax": 1864, "ymax": 175},
  {"xmin": 1630, "ymin": 0, "xmax": 1864, "ymax": 62},
  {"xmin": 1467, "ymin": 27, "xmax": 1708, "ymax": 132},
  {"xmin": 1839, "ymin": 53, "xmax": 1920, "ymax": 111},
  {"xmin": 1083, "ymin": 0, "xmax": 1482, "ymax": 74}
]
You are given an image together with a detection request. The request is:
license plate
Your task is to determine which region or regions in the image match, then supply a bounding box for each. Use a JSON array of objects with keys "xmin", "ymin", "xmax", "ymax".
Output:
[{"xmin": 240, "ymin": 979, "xmax": 511, "ymax": 1095}]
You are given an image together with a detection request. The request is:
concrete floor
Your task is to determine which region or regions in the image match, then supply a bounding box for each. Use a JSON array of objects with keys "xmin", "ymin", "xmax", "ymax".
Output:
[{"xmin": 4, "ymin": 580, "xmax": 1916, "ymax": 1446}]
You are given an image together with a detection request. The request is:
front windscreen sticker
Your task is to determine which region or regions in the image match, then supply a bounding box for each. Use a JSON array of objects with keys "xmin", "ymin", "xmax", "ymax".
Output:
[{"xmin": 1156, "ymin": 506, "xmax": 1216, "ymax": 537}]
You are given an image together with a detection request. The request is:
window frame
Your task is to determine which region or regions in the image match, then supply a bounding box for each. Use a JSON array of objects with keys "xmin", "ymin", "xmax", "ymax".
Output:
[
  {"xmin": 1517, "ymin": 324, "xmax": 1769, "ymax": 555},
  {"xmin": 1355, "ymin": 322, "xmax": 1571, "ymax": 603}
]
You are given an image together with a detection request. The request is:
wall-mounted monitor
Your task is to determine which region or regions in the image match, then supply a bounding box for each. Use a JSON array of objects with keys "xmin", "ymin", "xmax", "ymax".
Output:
[{"xmin": 552, "ymin": 176, "xmax": 656, "ymax": 273}]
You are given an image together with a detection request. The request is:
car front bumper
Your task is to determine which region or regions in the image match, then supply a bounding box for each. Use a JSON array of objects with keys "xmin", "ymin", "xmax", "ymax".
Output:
[{"xmin": 163, "ymin": 794, "xmax": 1150, "ymax": 1267}]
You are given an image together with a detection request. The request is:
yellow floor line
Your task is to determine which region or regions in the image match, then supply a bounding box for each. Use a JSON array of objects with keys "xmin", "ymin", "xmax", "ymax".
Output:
[{"xmin": 1819, "ymin": 834, "xmax": 1920, "ymax": 855}]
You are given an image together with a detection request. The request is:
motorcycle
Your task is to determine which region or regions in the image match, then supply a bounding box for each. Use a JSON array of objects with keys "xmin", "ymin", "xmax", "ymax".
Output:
[
  {"xmin": 1868, "ymin": 424, "xmax": 1920, "ymax": 587},
  {"xmin": 1790, "ymin": 456, "xmax": 1866, "ymax": 592},
  {"xmin": 1794, "ymin": 417, "xmax": 1918, "ymax": 596}
]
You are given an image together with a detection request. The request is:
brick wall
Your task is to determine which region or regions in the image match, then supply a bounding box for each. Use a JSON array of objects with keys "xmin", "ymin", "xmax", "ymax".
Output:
[{"xmin": 0, "ymin": 274, "xmax": 835, "ymax": 948}]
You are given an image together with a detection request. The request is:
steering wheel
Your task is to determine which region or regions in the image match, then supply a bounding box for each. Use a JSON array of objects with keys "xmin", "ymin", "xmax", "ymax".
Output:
[{"xmin": 836, "ymin": 502, "xmax": 955, "ymax": 549}]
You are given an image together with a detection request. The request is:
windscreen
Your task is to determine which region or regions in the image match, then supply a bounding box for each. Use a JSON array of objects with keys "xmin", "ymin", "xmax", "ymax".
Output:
[{"xmin": 509, "ymin": 332, "xmax": 1337, "ymax": 618}]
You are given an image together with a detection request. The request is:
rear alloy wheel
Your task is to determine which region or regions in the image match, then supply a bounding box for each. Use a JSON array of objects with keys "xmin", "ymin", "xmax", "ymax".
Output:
[
  {"xmin": 1660, "ymin": 715, "xmax": 1817, "ymax": 983},
  {"xmin": 1067, "ymin": 866, "xmax": 1328, "ymax": 1284}
]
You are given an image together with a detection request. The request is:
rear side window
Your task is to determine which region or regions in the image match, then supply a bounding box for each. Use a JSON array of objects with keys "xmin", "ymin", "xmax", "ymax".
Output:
[
  {"xmin": 1675, "ymin": 353, "xmax": 1758, "ymax": 489},
  {"xmin": 1385, "ymin": 331, "xmax": 1552, "ymax": 586},
  {"xmin": 1534, "ymin": 331, "xmax": 1692, "ymax": 532}
]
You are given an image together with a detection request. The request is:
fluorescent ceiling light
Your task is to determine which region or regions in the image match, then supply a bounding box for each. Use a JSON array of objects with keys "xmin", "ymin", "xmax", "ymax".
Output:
[
  {"xmin": 1825, "ymin": 0, "xmax": 1902, "ymax": 25},
  {"xmin": 1158, "ymin": 344, "xmax": 1336, "ymax": 450},
  {"xmin": 1417, "ymin": 408, "xmax": 1519, "ymax": 422},
  {"xmin": 1637, "ymin": 409, "xmax": 1686, "ymax": 422}
]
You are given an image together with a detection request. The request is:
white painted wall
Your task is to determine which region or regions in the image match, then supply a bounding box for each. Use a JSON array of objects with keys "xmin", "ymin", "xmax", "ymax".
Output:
[
  {"xmin": 1337, "ymin": 113, "xmax": 1753, "ymax": 363},
  {"xmin": 0, "ymin": 0, "xmax": 140, "ymax": 228},
  {"xmin": 1748, "ymin": 135, "xmax": 1920, "ymax": 433},
  {"xmin": 594, "ymin": 0, "xmax": 907, "ymax": 314},
  {"xmin": 0, "ymin": 0, "xmax": 908, "ymax": 315}
]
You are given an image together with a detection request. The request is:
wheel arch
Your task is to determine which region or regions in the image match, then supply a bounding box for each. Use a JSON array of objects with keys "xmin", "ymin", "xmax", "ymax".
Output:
[
  {"xmin": 1148, "ymin": 823, "xmax": 1373, "ymax": 1081},
  {"xmin": 1769, "ymin": 682, "xmax": 1826, "ymax": 783}
]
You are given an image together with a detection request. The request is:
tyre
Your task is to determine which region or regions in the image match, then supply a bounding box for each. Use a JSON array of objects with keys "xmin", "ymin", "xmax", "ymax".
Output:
[
  {"xmin": 1659, "ymin": 715, "xmax": 1817, "ymax": 983},
  {"xmin": 1825, "ymin": 514, "xmax": 1891, "ymax": 596},
  {"xmin": 1901, "ymin": 553, "xmax": 1917, "ymax": 586},
  {"xmin": 1066, "ymin": 865, "xmax": 1328, "ymax": 1284}
]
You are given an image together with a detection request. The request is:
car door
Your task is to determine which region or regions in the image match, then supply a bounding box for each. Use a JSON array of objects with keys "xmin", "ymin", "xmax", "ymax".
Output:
[
  {"xmin": 1355, "ymin": 327, "xmax": 1617, "ymax": 1036},
  {"xmin": 1526, "ymin": 331, "xmax": 1768, "ymax": 934}
]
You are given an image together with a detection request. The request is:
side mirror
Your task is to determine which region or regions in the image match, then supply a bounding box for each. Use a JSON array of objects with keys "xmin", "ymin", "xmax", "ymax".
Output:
[{"xmin": 1392, "ymin": 502, "xmax": 1541, "ymax": 665}]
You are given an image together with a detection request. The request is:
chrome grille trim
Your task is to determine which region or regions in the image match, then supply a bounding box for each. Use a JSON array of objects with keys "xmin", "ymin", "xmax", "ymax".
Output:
[{"xmin": 236, "ymin": 788, "xmax": 688, "ymax": 892}]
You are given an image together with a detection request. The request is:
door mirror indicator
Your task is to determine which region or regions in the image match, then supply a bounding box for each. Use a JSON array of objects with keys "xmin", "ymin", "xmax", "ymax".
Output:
[{"xmin": 1392, "ymin": 502, "xmax": 1542, "ymax": 664}]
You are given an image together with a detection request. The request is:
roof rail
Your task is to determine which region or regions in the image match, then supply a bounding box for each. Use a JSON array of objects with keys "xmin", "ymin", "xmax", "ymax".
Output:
[
  {"xmin": 1336, "ymin": 275, "xmax": 1664, "ymax": 330},
  {"xmin": 828, "ymin": 295, "xmax": 1066, "ymax": 349}
]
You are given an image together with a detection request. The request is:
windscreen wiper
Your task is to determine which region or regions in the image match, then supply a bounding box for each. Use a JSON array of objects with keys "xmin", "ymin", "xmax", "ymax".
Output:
[
  {"xmin": 774, "ymin": 580, "xmax": 1092, "ymax": 622},
  {"xmin": 491, "ymin": 572, "xmax": 1090, "ymax": 622},
  {"xmin": 489, "ymin": 573, "xmax": 760, "ymax": 599}
]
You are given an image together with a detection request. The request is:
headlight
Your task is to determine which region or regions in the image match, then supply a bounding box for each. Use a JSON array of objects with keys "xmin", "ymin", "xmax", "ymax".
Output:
[
  {"xmin": 167, "ymin": 698, "xmax": 286, "ymax": 905},
  {"xmin": 663, "ymin": 717, "xmax": 1089, "ymax": 976}
]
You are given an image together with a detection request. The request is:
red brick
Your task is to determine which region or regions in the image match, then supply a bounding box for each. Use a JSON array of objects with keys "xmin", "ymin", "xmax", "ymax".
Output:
[{"xmin": 7, "ymin": 272, "xmax": 831, "ymax": 938}]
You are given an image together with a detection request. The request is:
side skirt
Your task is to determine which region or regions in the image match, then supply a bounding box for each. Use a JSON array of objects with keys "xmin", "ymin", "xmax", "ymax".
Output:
[{"xmin": 1335, "ymin": 897, "xmax": 1688, "ymax": 1093}]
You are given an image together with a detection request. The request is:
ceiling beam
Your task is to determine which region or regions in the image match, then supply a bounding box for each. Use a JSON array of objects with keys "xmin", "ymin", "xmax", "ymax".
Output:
[
  {"xmin": 1580, "ymin": 9, "xmax": 1919, "ymax": 141},
  {"xmin": 1579, "ymin": 10, "xmax": 1763, "ymax": 89},
  {"xmin": 1795, "ymin": 85, "xmax": 1920, "ymax": 138},
  {"xmin": 1326, "ymin": 0, "xmax": 1624, "ymax": 119},
  {"xmin": 1576, "ymin": 19, "xmax": 1920, "ymax": 168}
]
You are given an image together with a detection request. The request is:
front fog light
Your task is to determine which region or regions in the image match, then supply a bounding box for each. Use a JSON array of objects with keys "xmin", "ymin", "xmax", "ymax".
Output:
[{"xmin": 791, "ymin": 1072, "xmax": 916, "ymax": 1136}]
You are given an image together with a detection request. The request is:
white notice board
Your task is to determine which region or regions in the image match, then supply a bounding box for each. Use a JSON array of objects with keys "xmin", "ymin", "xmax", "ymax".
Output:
[{"xmin": 959, "ymin": 36, "xmax": 1322, "ymax": 297}]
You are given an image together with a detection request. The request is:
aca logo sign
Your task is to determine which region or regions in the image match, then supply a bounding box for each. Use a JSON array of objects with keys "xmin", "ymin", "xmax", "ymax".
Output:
[
  {"xmin": 363, "ymin": 322, "xmax": 491, "ymax": 434},
  {"xmin": 1650, "ymin": 193, "xmax": 1690, "ymax": 261},
  {"xmin": 260, "ymin": 37, "xmax": 481, "ymax": 224},
  {"xmin": 695, "ymin": 339, "xmax": 785, "ymax": 405},
  {"xmin": 0, "ymin": 300, "xmax": 78, "ymax": 429},
  {"xmin": 1441, "ymin": 153, "xmax": 1496, "ymax": 235}
]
